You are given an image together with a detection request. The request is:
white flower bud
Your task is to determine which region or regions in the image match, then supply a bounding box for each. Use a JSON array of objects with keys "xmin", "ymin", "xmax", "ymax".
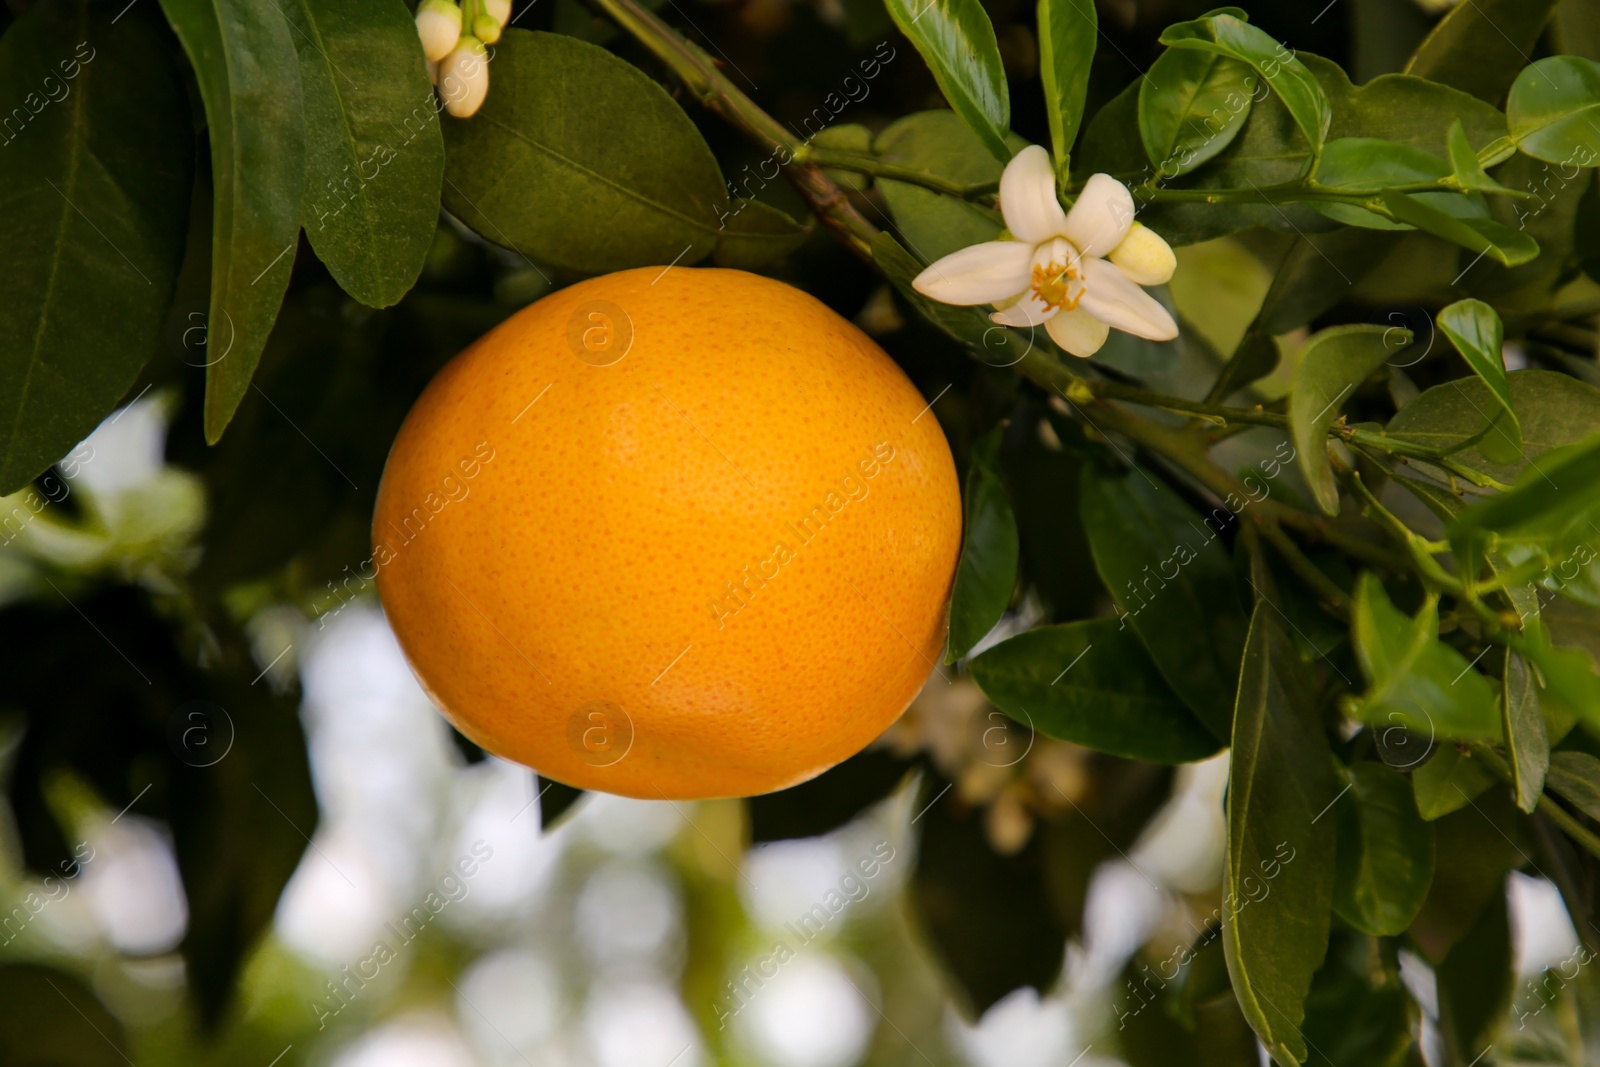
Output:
[
  {"xmin": 1108, "ymin": 222, "xmax": 1177, "ymax": 287},
  {"xmin": 439, "ymin": 36, "xmax": 489, "ymax": 118},
  {"xmin": 415, "ymin": 0, "xmax": 462, "ymax": 62},
  {"xmin": 474, "ymin": 13, "xmax": 501, "ymax": 43},
  {"xmin": 484, "ymin": 0, "xmax": 511, "ymax": 23}
]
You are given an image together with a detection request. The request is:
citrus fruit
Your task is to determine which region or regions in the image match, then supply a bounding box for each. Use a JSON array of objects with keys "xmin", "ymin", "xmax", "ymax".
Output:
[{"xmin": 372, "ymin": 267, "xmax": 961, "ymax": 799}]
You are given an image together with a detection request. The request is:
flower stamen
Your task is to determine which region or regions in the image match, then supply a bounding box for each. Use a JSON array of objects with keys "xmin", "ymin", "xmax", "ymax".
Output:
[{"xmin": 1030, "ymin": 260, "xmax": 1084, "ymax": 313}]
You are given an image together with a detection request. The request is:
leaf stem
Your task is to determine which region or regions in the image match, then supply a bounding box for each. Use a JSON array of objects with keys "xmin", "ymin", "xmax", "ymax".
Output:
[
  {"xmin": 1538, "ymin": 795, "xmax": 1600, "ymax": 863},
  {"xmin": 1260, "ymin": 523, "xmax": 1351, "ymax": 619}
]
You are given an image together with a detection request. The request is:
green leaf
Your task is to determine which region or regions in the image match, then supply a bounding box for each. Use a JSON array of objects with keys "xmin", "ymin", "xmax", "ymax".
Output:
[
  {"xmin": 1446, "ymin": 118, "xmax": 1519, "ymax": 194},
  {"xmin": 160, "ymin": 0, "xmax": 306, "ymax": 444},
  {"xmin": 1289, "ymin": 324, "xmax": 1410, "ymax": 515},
  {"xmin": 442, "ymin": 30, "xmax": 727, "ymax": 274},
  {"xmin": 1036, "ymin": 0, "xmax": 1095, "ymax": 176},
  {"xmin": 1079, "ymin": 464, "xmax": 1249, "ymax": 740},
  {"xmin": 873, "ymin": 110, "xmax": 1007, "ymax": 261},
  {"xmin": 1437, "ymin": 298, "xmax": 1521, "ymax": 464},
  {"xmin": 1412, "ymin": 745, "xmax": 1499, "ymax": 820},
  {"xmin": 881, "ymin": 0, "xmax": 1010, "ymax": 161},
  {"xmin": 287, "ymin": 0, "xmax": 444, "ymax": 308},
  {"xmin": 945, "ymin": 429, "xmax": 1019, "ymax": 662},
  {"xmin": 1224, "ymin": 605, "xmax": 1338, "ymax": 1066},
  {"xmin": 1512, "ymin": 622, "xmax": 1600, "ymax": 734},
  {"xmin": 1301, "ymin": 932, "xmax": 1416, "ymax": 1067},
  {"xmin": 1159, "ymin": 13, "xmax": 1330, "ymax": 158},
  {"xmin": 1349, "ymin": 573, "xmax": 1502, "ymax": 742},
  {"xmin": 1453, "ymin": 432, "xmax": 1600, "ymax": 542},
  {"xmin": 1404, "ymin": 0, "xmax": 1562, "ymax": 104},
  {"xmin": 1311, "ymin": 137, "xmax": 1453, "ymax": 230},
  {"xmin": 968, "ymin": 618, "xmax": 1222, "ymax": 762},
  {"xmin": 1436, "ymin": 888, "xmax": 1513, "ymax": 1057},
  {"xmin": 711, "ymin": 200, "xmax": 813, "ymax": 269},
  {"xmin": 1139, "ymin": 48, "xmax": 1256, "ymax": 178},
  {"xmin": 1508, "ymin": 55, "xmax": 1600, "ymax": 166},
  {"xmin": 0, "ymin": 0, "xmax": 193, "ymax": 494},
  {"xmin": 1545, "ymin": 750, "xmax": 1600, "ymax": 820},
  {"xmin": 1379, "ymin": 189, "xmax": 1541, "ymax": 266},
  {"xmin": 1502, "ymin": 649, "xmax": 1549, "ymax": 812},
  {"xmin": 1387, "ymin": 369, "xmax": 1600, "ymax": 486},
  {"xmin": 1333, "ymin": 761, "xmax": 1435, "ymax": 936},
  {"xmin": 536, "ymin": 774, "xmax": 587, "ymax": 830}
]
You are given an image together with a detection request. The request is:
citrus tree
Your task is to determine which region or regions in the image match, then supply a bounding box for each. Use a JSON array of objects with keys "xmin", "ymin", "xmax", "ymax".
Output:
[{"xmin": 3, "ymin": 0, "xmax": 1600, "ymax": 1064}]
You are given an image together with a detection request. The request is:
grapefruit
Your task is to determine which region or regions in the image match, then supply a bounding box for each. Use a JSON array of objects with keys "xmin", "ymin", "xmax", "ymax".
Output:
[{"xmin": 372, "ymin": 267, "xmax": 961, "ymax": 799}]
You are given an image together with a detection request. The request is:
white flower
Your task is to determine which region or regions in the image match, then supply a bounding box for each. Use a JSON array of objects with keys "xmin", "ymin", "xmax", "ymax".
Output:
[
  {"xmin": 415, "ymin": 0, "xmax": 462, "ymax": 63},
  {"xmin": 912, "ymin": 145, "xmax": 1178, "ymax": 359},
  {"xmin": 439, "ymin": 36, "xmax": 489, "ymax": 118}
]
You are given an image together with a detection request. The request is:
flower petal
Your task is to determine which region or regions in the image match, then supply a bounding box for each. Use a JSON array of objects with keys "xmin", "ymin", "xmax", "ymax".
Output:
[
  {"xmin": 1062, "ymin": 173, "xmax": 1136, "ymax": 259},
  {"xmin": 1108, "ymin": 222, "xmax": 1176, "ymax": 286},
  {"xmin": 990, "ymin": 296, "xmax": 1055, "ymax": 327},
  {"xmin": 1044, "ymin": 307, "xmax": 1110, "ymax": 358},
  {"xmin": 999, "ymin": 145, "xmax": 1069, "ymax": 244},
  {"xmin": 912, "ymin": 241, "xmax": 1033, "ymax": 306},
  {"xmin": 1079, "ymin": 258, "xmax": 1179, "ymax": 341}
]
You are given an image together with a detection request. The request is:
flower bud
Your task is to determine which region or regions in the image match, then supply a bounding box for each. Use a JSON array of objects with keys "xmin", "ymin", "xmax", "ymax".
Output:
[
  {"xmin": 439, "ymin": 36, "xmax": 489, "ymax": 118},
  {"xmin": 415, "ymin": 0, "xmax": 462, "ymax": 62},
  {"xmin": 473, "ymin": 13, "xmax": 501, "ymax": 43},
  {"xmin": 1108, "ymin": 222, "xmax": 1177, "ymax": 287},
  {"xmin": 484, "ymin": 0, "xmax": 511, "ymax": 23}
]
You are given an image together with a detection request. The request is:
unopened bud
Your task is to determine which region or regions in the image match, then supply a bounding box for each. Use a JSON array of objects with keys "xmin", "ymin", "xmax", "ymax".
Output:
[
  {"xmin": 484, "ymin": 0, "xmax": 511, "ymax": 23},
  {"xmin": 474, "ymin": 14, "xmax": 501, "ymax": 43},
  {"xmin": 415, "ymin": 0, "xmax": 462, "ymax": 62},
  {"xmin": 439, "ymin": 36, "xmax": 489, "ymax": 118}
]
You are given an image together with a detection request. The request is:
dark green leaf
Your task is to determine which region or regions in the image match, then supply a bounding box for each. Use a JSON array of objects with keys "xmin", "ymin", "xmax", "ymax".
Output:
[
  {"xmin": 1387, "ymin": 370, "xmax": 1600, "ymax": 486},
  {"xmin": 0, "ymin": 964, "xmax": 129, "ymax": 1066},
  {"xmin": 1036, "ymin": 0, "xmax": 1095, "ymax": 176},
  {"xmin": 1333, "ymin": 761, "xmax": 1435, "ymax": 936},
  {"xmin": 1159, "ymin": 13, "xmax": 1330, "ymax": 157},
  {"xmin": 1555, "ymin": 0, "xmax": 1600, "ymax": 61},
  {"xmin": 910, "ymin": 780, "xmax": 1066, "ymax": 1015},
  {"xmin": 1438, "ymin": 298, "xmax": 1521, "ymax": 464},
  {"xmin": 1508, "ymin": 55, "xmax": 1600, "ymax": 166},
  {"xmin": 1404, "ymin": 0, "xmax": 1561, "ymax": 104},
  {"xmin": 442, "ymin": 30, "xmax": 727, "ymax": 274},
  {"xmin": 1545, "ymin": 750, "xmax": 1600, "ymax": 820},
  {"xmin": 1503, "ymin": 650, "xmax": 1549, "ymax": 812},
  {"xmin": 1301, "ymin": 932, "xmax": 1417, "ymax": 1067},
  {"xmin": 160, "ymin": 0, "xmax": 306, "ymax": 443},
  {"xmin": 536, "ymin": 774, "xmax": 587, "ymax": 830},
  {"xmin": 1410, "ymin": 792, "xmax": 1527, "ymax": 962},
  {"xmin": 1412, "ymin": 744, "xmax": 1499, "ymax": 820},
  {"xmin": 1079, "ymin": 464, "xmax": 1249, "ymax": 740},
  {"xmin": 1311, "ymin": 137, "xmax": 1452, "ymax": 230},
  {"xmin": 1349, "ymin": 573, "xmax": 1502, "ymax": 742},
  {"xmin": 881, "ymin": 0, "xmax": 1010, "ymax": 161},
  {"xmin": 0, "ymin": 0, "xmax": 192, "ymax": 493},
  {"xmin": 1224, "ymin": 605, "xmax": 1338, "ymax": 1066},
  {"xmin": 1289, "ymin": 324, "xmax": 1410, "ymax": 515},
  {"xmin": 873, "ymin": 110, "xmax": 1007, "ymax": 262},
  {"xmin": 287, "ymin": 0, "xmax": 443, "ymax": 308},
  {"xmin": 1380, "ymin": 189, "xmax": 1541, "ymax": 266},
  {"xmin": 946, "ymin": 429, "xmax": 1018, "ymax": 662},
  {"xmin": 968, "ymin": 618, "xmax": 1222, "ymax": 762},
  {"xmin": 1139, "ymin": 48, "xmax": 1256, "ymax": 177},
  {"xmin": 746, "ymin": 749, "xmax": 915, "ymax": 843},
  {"xmin": 1436, "ymin": 889, "xmax": 1512, "ymax": 1058},
  {"xmin": 712, "ymin": 199, "xmax": 813, "ymax": 269}
]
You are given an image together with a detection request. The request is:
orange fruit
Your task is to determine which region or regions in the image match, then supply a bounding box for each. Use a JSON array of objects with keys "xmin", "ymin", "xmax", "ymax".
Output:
[{"xmin": 372, "ymin": 267, "xmax": 961, "ymax": 799}]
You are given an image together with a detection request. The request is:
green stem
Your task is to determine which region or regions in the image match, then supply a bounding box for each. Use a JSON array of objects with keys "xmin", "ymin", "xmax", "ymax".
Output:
[
  {"xmin": 1336, "ymin": 463, "xmax": 1465, "ymax": 595},
  {"xmin": 1539, "ymin": 796, "xmax": 1600, "ymax": 864}
]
